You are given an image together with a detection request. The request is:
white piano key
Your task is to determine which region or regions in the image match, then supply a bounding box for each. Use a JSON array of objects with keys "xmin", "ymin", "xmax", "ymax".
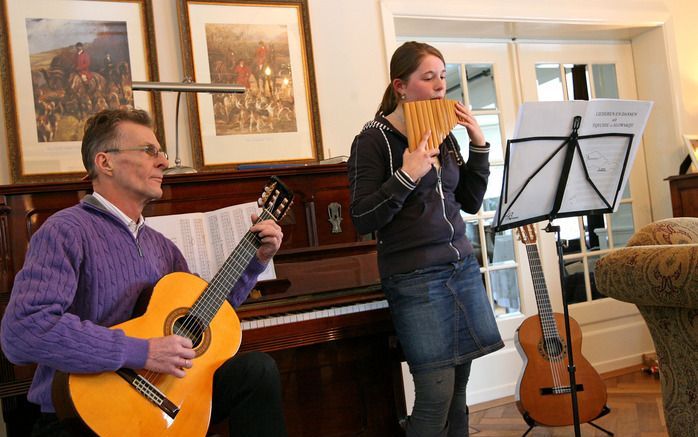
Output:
[{"xmin": 240, "ymin": 299, "xmax": 389, "ymax": 330}]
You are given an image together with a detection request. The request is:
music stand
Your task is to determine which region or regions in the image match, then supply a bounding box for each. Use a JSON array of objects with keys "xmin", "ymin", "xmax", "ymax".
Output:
[{"xmin": 493, "ymin": 99, "xmax": 653, "ymax": 436}]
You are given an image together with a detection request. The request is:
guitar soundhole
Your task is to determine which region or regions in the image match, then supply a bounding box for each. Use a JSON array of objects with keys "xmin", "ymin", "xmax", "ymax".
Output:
[
  {"xmin": 164, "ymin": 307, "xmax": 212, "ymax": 356},
  {"xmin": 537, "ymin": 338, "xmax": 567, "ymax": 361},
  {"xmin": 173, "ymin": 313, "xmax": 205, "ymax": 348}
]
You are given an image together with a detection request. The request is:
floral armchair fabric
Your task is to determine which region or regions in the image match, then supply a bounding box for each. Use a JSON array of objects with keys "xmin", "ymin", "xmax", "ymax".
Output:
[{"xmin": 595, "ymin": 218, "xmax": 698, "ymax": 437}]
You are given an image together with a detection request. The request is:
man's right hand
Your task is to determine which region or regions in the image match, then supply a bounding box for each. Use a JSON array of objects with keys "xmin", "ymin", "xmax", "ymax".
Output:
[{"xmin": 144, "ymin": 335, "xmax": 196, "ymax": 378}]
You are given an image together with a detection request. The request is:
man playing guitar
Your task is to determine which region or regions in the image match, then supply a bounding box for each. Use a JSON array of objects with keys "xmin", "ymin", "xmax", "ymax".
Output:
[{"xmin": 0, "ymin": 109, "xmax": 287, "ymax": 437}]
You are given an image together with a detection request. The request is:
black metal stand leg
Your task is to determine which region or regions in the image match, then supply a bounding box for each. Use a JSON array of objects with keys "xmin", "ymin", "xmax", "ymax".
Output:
[
  {"xmin": 519, "ymin": 405, "xmax": 614, "ymax": 436},
  {"xmin": 523, "ymin": 422, "xmax": 613, "ymax": 437},
  {"xmin": 521, "ymin": 425, "xmax": 535, "ymax": 437},
  {"xmin": 545, "ymin": 222, "xmax": 582, "ymax": 437},
  {"xmin": 588, "ymin": 421, "xmax": 614, "ymax": 436}
]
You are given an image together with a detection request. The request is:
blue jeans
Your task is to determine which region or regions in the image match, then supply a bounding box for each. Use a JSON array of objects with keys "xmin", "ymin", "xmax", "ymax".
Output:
[
  {"xmin": 407, "ymin": 362, "xmax": 472, "ymax": 437},
  {"xmin": 383, "ymin": 254, "xmax": 502, "ymax": 437},
  {"xmin": 383, "ymin": 254, "xmax": 503, "ymax": 373}
]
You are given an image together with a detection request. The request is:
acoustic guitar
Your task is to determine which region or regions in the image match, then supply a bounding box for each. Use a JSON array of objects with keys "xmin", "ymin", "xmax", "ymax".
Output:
[
  {"xmin": 514, "ymin": 224, "xmax": 608, "ymax": 427},
  {"xmin": 52, "ymin": 177, "xmax": 293, "ymax": 436}
]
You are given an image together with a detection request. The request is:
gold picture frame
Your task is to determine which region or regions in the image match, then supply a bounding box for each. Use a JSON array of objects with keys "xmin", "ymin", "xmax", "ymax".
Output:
[
  {"xmin": 684, "ymin": 134, "xmax": 698, "ymax": 172},
  {"xmin": 178, "ymin": 0, "xmax": 323, "ymax": 171},
  {"xmin": 0, "ymin": 0, "xmax": 164, "ymax": 183}
]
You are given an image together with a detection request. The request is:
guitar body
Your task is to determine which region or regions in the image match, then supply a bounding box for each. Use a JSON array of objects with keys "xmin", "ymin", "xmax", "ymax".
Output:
[
  {"xmin": 53, "ymin": 272, "xmax": 241, "ymax": 436},
  {"xmin": 515, "ymin": 312, "xmax": 607, "ymax": 427}
]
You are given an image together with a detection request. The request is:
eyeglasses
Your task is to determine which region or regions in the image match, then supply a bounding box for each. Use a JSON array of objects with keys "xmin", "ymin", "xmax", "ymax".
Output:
[{"xmin": 104, "ymin": 145, "xmax": 168, "ymax": 160}]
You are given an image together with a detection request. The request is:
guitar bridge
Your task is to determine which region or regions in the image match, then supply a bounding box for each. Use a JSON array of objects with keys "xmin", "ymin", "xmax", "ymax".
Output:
[
  {"xmin": 539, "ymin": 384, "xmax": 584, "ymax": 395},
  {"xmin": 116, "ymin": 368, "xmax": 180, "ymax": 419}
]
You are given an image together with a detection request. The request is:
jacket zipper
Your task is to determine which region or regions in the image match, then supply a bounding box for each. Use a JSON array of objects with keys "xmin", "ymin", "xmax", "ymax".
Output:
[
  {"xmin": 83, "ymin": 197, "xmax": 144, "ymax": 257},
  {"xmin": 436, "ymin": 166, "xmax": 461, "ymax": 260}
]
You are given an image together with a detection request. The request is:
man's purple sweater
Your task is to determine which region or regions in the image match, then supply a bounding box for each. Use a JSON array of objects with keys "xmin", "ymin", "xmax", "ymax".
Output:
[{"xmin": 0, "ymin": 195, "xmax": 266, "ymax": 412}]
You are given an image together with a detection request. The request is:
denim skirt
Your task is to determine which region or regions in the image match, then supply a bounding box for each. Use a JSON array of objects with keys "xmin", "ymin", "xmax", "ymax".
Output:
[{"xmin": 382, "ymin": 254, "xmax": 504, "ymax": 373}]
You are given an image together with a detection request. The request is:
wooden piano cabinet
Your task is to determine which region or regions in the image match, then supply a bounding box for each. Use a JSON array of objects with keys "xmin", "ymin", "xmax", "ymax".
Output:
[
  {"xmin": 667, "ymin": 173, "xmax": 698, "ymax": 217},
  {"xmin": 236, "ymin": 307, "xmax": 405, "ymax": 437},
  {"xmin": 0, "ymin": 164, "xmax": 406, "ymax": 437},
  {"xmin": 274, "ymin": 335, "xmax": 405, "ymax": 437}
]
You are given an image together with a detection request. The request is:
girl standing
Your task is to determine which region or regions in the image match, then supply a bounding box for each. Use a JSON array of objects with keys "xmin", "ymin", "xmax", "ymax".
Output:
[{"xmin": 348, "ymin": 41, "xmax": 503, "ymax": 436}]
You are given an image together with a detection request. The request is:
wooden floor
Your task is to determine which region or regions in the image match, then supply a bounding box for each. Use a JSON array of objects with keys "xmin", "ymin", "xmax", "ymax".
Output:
[{"xmin": 469, "ymin": 367, "xmax": 667, "ymax": 436}]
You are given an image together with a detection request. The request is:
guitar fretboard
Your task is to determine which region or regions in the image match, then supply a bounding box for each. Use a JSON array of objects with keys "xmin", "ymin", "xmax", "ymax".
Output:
[
  {"xmin": 187, "ymin": 209, "xmax": 274, "ymax": 329},
  {"xmin": 524, "ymin": 243, "xmax": 563, "ymax": 345}
]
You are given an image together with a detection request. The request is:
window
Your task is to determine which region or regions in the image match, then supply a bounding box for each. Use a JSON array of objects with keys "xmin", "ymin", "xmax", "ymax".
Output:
[{"xmin": 447, "ymin": 61, "xmax": 521, "ymax": 317}]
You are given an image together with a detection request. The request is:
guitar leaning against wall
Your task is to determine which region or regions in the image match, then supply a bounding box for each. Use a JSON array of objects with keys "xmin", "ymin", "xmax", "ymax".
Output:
[
  {"xmin": 514, "ymin": 224, "xmax": 609, "ymax": 429},
  {"xmin": 51, "ymin": 177, "xmax": 293, "ymax": 437}
]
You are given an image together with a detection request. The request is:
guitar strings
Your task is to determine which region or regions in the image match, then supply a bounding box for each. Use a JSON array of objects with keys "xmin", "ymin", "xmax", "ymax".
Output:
[
  {"xmin": 187, "ymin": 208, "xmax": 271, "ymax": 325},
  {"xmin": 527, "ymin": 244, "xmax": 561, "ymax": 388},
  {"xmin": 140, "ymin": 211, "xmax": 266, "ymax": 385},
  {"xmin": 527, "ymin": 244, "xmax": 568, "ymax": 392},
  {"xmin": 174, "ymin": 208, "xmax": 271, "ymax": 339},
  {"xmin": 530, "ymin": 246, "xmax": 566, "ymax": 389},
  {"xmin": 139, "ymin": 207, "xmax": 276, "ymax": 387}
]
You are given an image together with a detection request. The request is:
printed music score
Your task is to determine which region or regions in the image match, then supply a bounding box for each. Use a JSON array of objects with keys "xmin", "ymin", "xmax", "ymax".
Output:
[
  {"xmin": 494, "ymin": 99, "xmax": 653, "ymax": 230},
  {"xmin": 146, "ymin": 202, "xmax": 276, "ymax": 282}
]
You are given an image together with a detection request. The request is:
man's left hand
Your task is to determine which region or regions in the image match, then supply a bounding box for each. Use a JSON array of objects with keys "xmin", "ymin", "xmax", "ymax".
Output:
[{"xmin": 251, "ymin": 214, "xmax": 283, "ymax": 263}]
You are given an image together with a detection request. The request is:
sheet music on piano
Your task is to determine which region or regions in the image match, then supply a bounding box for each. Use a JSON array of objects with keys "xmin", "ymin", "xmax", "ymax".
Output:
[{"xmin": 146, "ymin": 201, "xmax": 276, "ymax": 282}]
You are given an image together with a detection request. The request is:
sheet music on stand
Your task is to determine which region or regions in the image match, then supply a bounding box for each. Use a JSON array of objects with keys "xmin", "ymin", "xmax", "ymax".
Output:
[{"xmin": 493, "ymin": 99, "xmax": 653, "ymax": 231}]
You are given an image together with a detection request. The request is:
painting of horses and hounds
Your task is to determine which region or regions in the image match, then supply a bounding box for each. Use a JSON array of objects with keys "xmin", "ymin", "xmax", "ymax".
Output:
[
  {"xmin": 205, "ymin": 23, "xmax": 297, "ymax": 136},
  {"xmin": 27, "ymin": 19, "xmax": 133, "ymax": 143}
]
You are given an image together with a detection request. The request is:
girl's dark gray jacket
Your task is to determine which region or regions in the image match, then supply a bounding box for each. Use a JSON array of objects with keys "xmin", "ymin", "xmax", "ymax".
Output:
[{"xmin": 348, "ymin": 115, "xmax": 490, "ymax": 279}]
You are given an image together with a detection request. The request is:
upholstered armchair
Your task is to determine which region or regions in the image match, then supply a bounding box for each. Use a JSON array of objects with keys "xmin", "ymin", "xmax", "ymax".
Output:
[{"xmin": 595, "ymin": 217, "xmax": 698, "ymax": 437}]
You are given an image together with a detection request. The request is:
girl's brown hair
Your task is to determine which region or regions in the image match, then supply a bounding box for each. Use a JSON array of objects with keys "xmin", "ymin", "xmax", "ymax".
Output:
[{"xmin": 376, "ymin": 41, "xmax": 445, "ymax": 116}]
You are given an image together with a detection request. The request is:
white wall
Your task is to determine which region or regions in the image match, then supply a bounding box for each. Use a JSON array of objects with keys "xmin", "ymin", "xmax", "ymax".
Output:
[{"xmin": 667, "ymin": 0, "xmax": 698, "ymax": 133}]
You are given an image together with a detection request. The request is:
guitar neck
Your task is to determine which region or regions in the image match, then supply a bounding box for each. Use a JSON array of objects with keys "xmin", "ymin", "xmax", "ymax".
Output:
[
  {"xmin": 189, "ymin": 209, "xmax": 274, "ymax": 327},
  {"xmin": 524, "ymin": 243, "xmax": 562, "ymax": 341}
]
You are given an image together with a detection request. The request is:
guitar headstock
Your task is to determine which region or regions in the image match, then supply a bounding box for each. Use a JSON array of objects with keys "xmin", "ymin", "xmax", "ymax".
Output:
[
  {"xmin": 258, "ymin": 176, "xmax": 294, "ymax": 222},
  {"xmin": 516, "ymin": 224, "xmax": 538, "ymax": 245}
]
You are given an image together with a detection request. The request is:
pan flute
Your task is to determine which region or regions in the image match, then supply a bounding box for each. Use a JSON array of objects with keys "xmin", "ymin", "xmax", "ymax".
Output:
[{"xmin": 404, "ymin": 99, "xmax": 459, "ymax": 152}]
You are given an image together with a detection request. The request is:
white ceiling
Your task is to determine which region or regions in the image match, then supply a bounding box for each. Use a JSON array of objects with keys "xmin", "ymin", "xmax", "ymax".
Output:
[{"xmin": 394, "ymin": 18, "xmax": 656, "ymax": 41}]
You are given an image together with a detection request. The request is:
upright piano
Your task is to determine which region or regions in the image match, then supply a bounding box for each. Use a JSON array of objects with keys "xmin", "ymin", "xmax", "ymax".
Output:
[{"xmin": 0, "ymin": 164, "xmax": 406, "ymax": 437}]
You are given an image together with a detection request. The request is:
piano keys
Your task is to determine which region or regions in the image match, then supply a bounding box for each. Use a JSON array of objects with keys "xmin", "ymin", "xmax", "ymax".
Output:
[{"xmin": 241, "ymin": 299, "xmax": 388, "ymax": 331}]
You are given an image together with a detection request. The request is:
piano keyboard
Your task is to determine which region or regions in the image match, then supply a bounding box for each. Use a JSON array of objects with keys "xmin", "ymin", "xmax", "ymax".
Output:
[{"xmin": 240, "ymin": 299, "xmax": 389, "ymax": 331}]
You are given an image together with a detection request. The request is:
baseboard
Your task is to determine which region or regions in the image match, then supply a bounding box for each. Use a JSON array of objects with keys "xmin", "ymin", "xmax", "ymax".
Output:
[
  {"xmin": 470, "ymin": 394, "xmax": 516, "ymax": 413},
  {"xmin": 600, "ymin": 363, "xmax": 645, "ymax": 380},
  {"xmin": 593, "ymin": 350, "xmax": 653, "ymax": 374},
  {"xmin": 467, "ymin": 381, "xmax": 517, "ymax": 406}
]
